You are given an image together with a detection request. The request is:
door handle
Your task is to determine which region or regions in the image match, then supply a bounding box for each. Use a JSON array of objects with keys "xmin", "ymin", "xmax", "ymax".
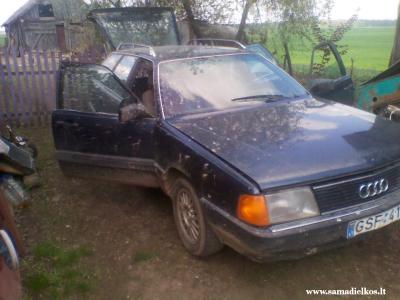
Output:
[
  {"xmin": 63, "ymin": 120, "xmax": 80, "ymax": 128},
  {"xmin": 55, "ymin": 120, "xmax": 79, "ymax": 128}
]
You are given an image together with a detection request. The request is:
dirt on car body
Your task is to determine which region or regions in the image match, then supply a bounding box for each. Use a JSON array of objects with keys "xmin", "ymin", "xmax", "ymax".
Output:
[{"xmin": 15, "ymin": 128, "xmax": 400, "ymax": 299}]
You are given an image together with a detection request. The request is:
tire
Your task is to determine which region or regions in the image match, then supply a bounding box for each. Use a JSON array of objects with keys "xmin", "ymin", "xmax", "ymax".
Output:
[{"xmin": 172, "ymin": 177, "xmax": 223, "ymax": 257}]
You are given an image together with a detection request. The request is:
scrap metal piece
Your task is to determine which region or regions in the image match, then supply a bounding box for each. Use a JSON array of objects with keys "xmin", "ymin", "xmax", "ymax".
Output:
[{"xmin": 358, "ymin": 60, "xmax": 400, "ymax": 112}]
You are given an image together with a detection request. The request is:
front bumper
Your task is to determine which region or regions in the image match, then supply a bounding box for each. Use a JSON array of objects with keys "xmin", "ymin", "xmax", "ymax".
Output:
[{"xmin": 202, "ymin": 190, "xmax": 400, "ymax": 262}]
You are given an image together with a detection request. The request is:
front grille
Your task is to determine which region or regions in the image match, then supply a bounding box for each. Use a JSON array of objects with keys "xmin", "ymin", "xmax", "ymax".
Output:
[{"xmin": 312, "ymin": 164, "xmax": 400, "ymax": 213}]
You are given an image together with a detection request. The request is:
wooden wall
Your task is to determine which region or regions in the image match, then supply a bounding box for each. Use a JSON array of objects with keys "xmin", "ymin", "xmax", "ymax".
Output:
[{"xmin": 6, "ymin": 0, "xmax": 88, "ymax": 52}]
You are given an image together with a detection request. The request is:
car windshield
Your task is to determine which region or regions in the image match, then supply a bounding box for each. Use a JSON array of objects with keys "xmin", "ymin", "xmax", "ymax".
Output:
[{"xmin": 159, "ymin": 54, "xmax": 309, "ymax": 118}]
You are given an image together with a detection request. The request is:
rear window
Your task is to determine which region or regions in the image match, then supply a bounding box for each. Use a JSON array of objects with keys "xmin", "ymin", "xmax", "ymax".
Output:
[{"xmin": 102, "ymin": 54, "xmax": 122, "ymax": 71}]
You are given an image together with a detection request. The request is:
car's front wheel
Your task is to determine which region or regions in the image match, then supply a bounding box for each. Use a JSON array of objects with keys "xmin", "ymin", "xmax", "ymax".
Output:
[{"xmin": 172, "ymin": 178, "xmax": 223, "ymax": 257}]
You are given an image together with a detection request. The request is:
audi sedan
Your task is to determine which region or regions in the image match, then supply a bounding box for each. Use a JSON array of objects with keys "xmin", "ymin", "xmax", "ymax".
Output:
[{"xmin": 52, "ymin": 45, "xmax": 400, "ymax": 262}]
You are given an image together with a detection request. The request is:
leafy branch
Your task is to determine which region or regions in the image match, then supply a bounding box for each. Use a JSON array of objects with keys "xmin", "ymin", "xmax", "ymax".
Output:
[{"xmin": 311, "ymin": 14, "xmax": 358, "ymax": 75}]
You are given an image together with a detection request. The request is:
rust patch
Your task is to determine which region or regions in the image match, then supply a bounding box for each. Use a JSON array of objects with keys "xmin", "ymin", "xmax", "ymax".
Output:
[{"xmin": 372, "ymin": 90, "xmax": 400, "ymax": 109}]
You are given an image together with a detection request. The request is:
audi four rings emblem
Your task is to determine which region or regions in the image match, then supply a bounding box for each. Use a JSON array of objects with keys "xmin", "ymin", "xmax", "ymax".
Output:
[{"xmin": 358, "ymin": 178, "xmax": 389, "ymax": 199}]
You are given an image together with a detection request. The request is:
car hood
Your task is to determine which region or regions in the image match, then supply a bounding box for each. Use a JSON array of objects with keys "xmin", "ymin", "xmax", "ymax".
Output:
[{"xmin": 169, "ymin": 98, "xmax": 400, "ymax": 190}]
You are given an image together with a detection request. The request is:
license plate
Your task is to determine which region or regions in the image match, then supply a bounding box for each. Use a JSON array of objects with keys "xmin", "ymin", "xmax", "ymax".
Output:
[{"xmin": 347, "ymin": 205, "xmax": 400, "ymax": 239}]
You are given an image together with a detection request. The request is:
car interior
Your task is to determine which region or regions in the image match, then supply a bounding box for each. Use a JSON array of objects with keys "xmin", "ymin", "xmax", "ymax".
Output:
[
  {"xmin": 129, "ymin": 60, "xmax": 156, "ymax": 116},
  {"xmin": 103, "ymin": 54, "xmax": 157, "ymax": 117}
]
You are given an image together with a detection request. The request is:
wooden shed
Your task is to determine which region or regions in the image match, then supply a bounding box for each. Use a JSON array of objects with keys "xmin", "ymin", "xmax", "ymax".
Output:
[{"xmin": 2, "ymin": 0, "xmax": 89, "ymax": 52}]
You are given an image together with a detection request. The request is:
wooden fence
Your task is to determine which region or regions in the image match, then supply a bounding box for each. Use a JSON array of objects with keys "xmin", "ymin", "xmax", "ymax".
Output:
[{"xmin": 0, "ymin": 48, "xmax": 105, "ymax": 127}]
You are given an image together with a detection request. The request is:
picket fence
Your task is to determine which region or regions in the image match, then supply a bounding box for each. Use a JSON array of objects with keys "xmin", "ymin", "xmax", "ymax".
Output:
[{"xmin": 0, "ymin": 48, "xmax": 105, "ymax": 127}]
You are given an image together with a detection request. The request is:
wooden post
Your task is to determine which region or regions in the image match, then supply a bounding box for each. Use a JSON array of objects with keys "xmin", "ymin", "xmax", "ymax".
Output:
[
  {"xmin": 390, "ymin": 1, "xmax": 400, "ymax": 66},
  {"xmin": 27, "ymin": 50, "xmax": 40, "ymax": 127},
  {"xmin": 35, "ymin": 50, "xmax": 48, "ymax": 124},
  {"xmin": 42, "ymin": 50, "xmax": 54, "ymax": 118},
  {"xmin": 19, "ymin": 48, "xmax": 33, "ymax": 126},
  {"xmin": 11, "ymin": 48, "xmax": 24, "ymax": 128},
  {"xmin": 3, "ymin": 50, "xmax": 17, "ymax": 127},
  {"xmin": 0, "ymin": 49, "xmax": 11, "ymax": 124},
  {"xmin": 50, "ymin": 51, "xmax": 58, "ymax": 104}
]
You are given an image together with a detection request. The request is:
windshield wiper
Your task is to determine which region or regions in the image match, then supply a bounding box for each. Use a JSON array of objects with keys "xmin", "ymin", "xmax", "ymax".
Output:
[{"xmin": 231, "ymin": 94, "xmax": 288, "ymax": 102}]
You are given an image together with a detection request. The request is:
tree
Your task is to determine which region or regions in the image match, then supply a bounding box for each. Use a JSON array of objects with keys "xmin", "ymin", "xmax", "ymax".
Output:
[
  {"xmin": 390, "ymin": 0, "xmax": 400, "ymax": 66},
  {"xmin": 84, "ymin": 0, "xmax": 334, "ymax": 55},
  {"xmin": 85, "ymin": 0, "xmax": 238, "ymax": 36},
  {"xmin": 245, "ymin": 0, "xmax": 334, "ymax": 74},
  {"xmin": 310, "ymin": 13, "xmax": 358, "ymax": 75},
  {"xmin": 181, "ymin": 0, "xmax": 203, "ymax": 38},
  {"xmin": 236, "ymin": 0, "xmax": 256, "ymax": 42},
  {"xmin": 85, "ymin": 0, "xmax": 236, "ymax": 22},
  {"xmin": 85, "ymin": 0, "xmax": 127, "ymax": 8}
]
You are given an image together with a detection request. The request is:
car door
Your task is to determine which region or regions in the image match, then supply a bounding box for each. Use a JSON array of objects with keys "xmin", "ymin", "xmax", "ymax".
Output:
[
  {"xmin": 306, "ymin": 41, "xmax": 355, "ymax": 105},
  {"xmin": 52, "ymin": 62, "xmax": 159, "ymax": 187}
]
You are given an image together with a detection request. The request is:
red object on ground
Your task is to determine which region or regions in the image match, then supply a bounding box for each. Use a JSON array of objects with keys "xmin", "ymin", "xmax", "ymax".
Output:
[
  {"xmin": 0, "ymin": 259, "xmax": 21, "ymax": 300},
  {"xmin": 0, "ymin": 191, "xmax": 23, "ymax": 300}
]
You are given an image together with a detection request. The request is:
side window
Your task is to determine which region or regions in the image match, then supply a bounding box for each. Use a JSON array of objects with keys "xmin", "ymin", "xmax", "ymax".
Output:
[
  {"xmin": 131, "ymin": 60, "xmax": 156, "ymax": 116},
  {"xmin": 62, "ymin": 64, "xmax": 132, "ymax": 114},
  {"xmin": 102, "ymin": 54, "xmax": 122, "ymax": 71},
  {"xmin": 114, "ymin": 56, "xmax": 138, "ymax": 83},
  {"xmin": 131, "ymin": 60, "xmax": 153, "ymax": 97}
]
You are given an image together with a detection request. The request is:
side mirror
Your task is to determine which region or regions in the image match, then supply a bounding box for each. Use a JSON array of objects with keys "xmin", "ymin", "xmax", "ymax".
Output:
[
  {"xmin": 119, "ymin": 102, "xmax": 151, "ymax": 123},
  {"xmin": 308, "ymin": 79, "xmax": 336, "ymax": 95},
  {"xmin": 333, "ymin": 75, "xmax": 353, "ymax": 90}
]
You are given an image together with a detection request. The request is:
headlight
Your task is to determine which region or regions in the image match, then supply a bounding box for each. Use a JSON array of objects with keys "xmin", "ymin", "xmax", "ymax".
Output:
[
  {"xmin": 237, "ymin": 187, "xmax": 319, "ymax": 227},
  {"xmin": 266, "ymin": 187, "xmax": 320, "ymax": 224},
  {"xmin": 0, "ymin": 139, "xmax": 10, "ymax": 154}
]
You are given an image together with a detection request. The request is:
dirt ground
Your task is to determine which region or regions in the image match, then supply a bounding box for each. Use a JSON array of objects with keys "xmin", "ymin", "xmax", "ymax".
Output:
[{"xmin": 17, "ymin": 128, "xmax": 400, "ymax": 300}]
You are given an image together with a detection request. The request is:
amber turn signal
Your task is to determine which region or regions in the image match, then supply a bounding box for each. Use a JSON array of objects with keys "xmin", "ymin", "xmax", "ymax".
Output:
[{"xmin": 237, "ymin": 194, "xmax": 270, "ymax": 226}]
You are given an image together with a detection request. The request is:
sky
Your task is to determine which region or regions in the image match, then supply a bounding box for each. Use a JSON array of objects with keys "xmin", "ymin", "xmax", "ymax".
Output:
[
  {"xmin": 0, "ymin": 0, "xmax": 398, "ymax": 30},
  {"xmin": 330, "ymin": 0, "xmax": 398, "ymax": 20}
]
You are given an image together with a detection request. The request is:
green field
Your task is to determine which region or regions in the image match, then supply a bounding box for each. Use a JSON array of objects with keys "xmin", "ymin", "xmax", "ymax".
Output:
[{"xmin": 274, "ymin": 25, "xmax": 396, "ymax": 83}]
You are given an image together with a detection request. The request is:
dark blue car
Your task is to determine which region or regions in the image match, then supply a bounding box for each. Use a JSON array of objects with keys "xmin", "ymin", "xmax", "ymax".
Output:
[{"xmin": 52, "ymin": 45, "xmax": 400, "ymax": 262}]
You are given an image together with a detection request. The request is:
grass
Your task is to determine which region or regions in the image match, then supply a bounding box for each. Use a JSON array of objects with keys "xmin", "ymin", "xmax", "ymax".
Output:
[
  {"xmin": 23, "ymin": 241, "xmax": 94, "ymax": 299},
  {"xmin": 265, "ymin": 25, "xmax": 396, "ymax": 84},
  {"xmin": 133, "ymin": 250, "xmax": 158, "ymax": 263},
  {"xmin": 288, "ymin": 26, "xmax": 395, "ymax": 70},
  {"xmin": 18, "ymin": 129, "xmax": 98, "ymax": 300}
]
